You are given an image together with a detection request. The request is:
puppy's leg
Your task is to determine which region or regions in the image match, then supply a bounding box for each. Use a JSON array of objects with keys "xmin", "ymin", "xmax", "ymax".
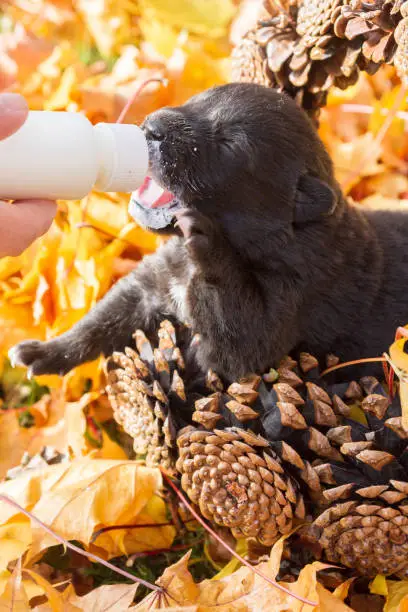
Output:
[
  {"xmin": 10, "ymin": 250, "xmax": 178, "ymax": 376},
  {"xmin": 176, "ymin": 209, "xmax": 269, "ymax": 378}
]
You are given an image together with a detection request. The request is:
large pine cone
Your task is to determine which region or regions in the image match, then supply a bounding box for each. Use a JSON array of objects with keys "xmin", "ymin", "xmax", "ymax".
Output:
[
  {"xmin": 232, "ymin": 0, "xmax": 408, "ymax": 116},
  {"xmin": 106, "ymin": 320, "xmax": 408, "ymax": 575}
]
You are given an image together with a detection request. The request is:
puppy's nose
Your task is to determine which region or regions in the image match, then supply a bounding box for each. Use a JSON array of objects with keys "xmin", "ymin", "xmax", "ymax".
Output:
[
  {"xmin": 143, "ymin": 116, "xmax": 165, "ymax": 141},
  {"xmin": 142, "ymin": 109, "xmax": 178, "ymax": 141}
]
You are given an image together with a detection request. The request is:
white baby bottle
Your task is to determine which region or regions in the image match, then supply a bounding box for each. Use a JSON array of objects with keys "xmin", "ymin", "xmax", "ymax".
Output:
[{"xmin": 0, "ymin": 111, "xmax": 149, "ymax": 200}]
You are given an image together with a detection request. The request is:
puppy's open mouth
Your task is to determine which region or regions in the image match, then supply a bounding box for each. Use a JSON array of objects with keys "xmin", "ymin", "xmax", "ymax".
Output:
[{"xmin": 128, "ymin": 176, "xmax": 181, "ymax": 231}]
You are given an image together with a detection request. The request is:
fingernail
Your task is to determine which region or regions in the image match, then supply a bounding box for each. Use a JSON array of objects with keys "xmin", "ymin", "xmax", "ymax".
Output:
[{"xmin": 0, "ymin": 93, "xmax": 28, "ymax": 115}]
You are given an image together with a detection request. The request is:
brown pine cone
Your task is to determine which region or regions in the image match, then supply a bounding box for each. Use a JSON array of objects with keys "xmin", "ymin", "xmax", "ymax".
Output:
[
  {"xmin": 232, "ymin": 0, "xmax": 408, "ymax": 115},
  {"xmin": 106, "ymin": 320, "xmax": 408, "ymax": 574},
  {"xmin": 310, "ymin": 483, "xmax": 408, "ymax": 577},
  {"xmin": 176, "ymin": 426, "xmax": 305, "ymax": 545}
]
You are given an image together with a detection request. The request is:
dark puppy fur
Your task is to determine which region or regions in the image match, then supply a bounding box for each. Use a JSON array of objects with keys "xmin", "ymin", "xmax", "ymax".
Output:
[{"xmin": 10, "ymin": 83, "xmax": 408, "ymax": 380}]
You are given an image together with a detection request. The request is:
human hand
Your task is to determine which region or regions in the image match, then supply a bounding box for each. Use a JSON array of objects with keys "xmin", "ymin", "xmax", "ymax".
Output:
[{"xmin": 0, "ymin": 93, "xmax": 56, "ymax": 257}]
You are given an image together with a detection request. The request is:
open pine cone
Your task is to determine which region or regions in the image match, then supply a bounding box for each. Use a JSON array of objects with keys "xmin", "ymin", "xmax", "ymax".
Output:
[
  {"xmin": 232, "ymin": 0, "xmax": 408, "ymax": 117},
  {"xmin": 106, "ymin": 320, "xmax": 408, "ymax": 576},
  {"xmin": 306, "ymin": 375, "xmax": 408, "ymax": 577},
  {"xmin": 176, "ymin": 426, "xmax": 305, "ymax": 544}
]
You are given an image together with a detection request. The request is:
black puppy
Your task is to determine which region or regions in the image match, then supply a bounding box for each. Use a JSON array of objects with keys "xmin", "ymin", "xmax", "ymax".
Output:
[{"xmin": 9, "ymin": 83, "xmax": 408, "ymax": 380}]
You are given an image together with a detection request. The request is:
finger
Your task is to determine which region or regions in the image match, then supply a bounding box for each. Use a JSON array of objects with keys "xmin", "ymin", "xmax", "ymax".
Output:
[
  {"xmin": 0, "ymin": 199, "xmax": 56, "ymax": 257},
  {"xmin": 0, "ymin": 93, "xmax": 29, "ymax": 140}
]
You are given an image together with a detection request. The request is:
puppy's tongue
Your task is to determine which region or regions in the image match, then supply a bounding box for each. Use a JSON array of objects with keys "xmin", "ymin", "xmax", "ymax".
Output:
[
  {"xmin": 129, "ymin": 176, "xmax": 180, "ymax": 231},
  {"xmin": 135, "ymin": 176, "xmax": 174, "ymax": 209}
]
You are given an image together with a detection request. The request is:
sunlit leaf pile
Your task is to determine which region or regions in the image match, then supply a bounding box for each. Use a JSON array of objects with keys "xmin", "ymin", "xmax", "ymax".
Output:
[{"xmin": 1, "ymin": 0, "xmax": 408, "ymax": 610}]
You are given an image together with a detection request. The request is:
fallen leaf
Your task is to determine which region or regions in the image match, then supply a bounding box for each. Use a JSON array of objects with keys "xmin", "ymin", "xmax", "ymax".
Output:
[
  {"xmin": 0, "ymin": 560, "xmax": 30, "ymax": 611},
  {"xmin": 61, "ymin": 582, "xmax": 138, "ymax": 611},
  {"xmin": 0, "ymin": 520, "xmax": 32, "ymax": 572},
  {"xmin": 0, "ymin": 459, "xmax": 175, "ymax": 560},
  {"xmin": 383, "ymin": 580, "xmax": 408, "ymax": 612},
  {"xmin": 139, "ymin": 0, "xmax": 237, "ymax": 39},
  {"xmin": 136, "ymin": 537, "xmax": 351, "ymax": 611},
  {"xmin": 0, "ymin": 390, "xmax": 66, "ymax": 480}
]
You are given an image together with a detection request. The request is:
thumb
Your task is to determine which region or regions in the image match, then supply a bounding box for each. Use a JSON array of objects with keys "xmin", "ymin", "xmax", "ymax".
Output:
[{"xmin": 0, "ymin": 93, "xmax": 28, "ymax": 141}]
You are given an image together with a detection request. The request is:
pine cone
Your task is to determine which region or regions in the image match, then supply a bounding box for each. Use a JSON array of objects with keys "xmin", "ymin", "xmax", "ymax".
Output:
[
  {"xmin": 306, "ymin": 373, "xmax": 408, "ymax": 577},
  {"xmin": 176, "ymin": 426, "xmax": 305, "ymax": 544},
  {"xmin": 106, "ymin": 320, "xmax": 408, "ymax": 573},
  {"xmin": 232, "ymin": 0, "xmax": 408, "ymax": 115},
  {"xmin": 106, "ymin": 321, "xmax": 192, "ymax": 473},
  {"xmin": 106, "ymin": 321, "xmax": 329, "ymax": 545},
  {"xmin": 311, "ymin": 490, "xmax": 408, "ymax": 577}
]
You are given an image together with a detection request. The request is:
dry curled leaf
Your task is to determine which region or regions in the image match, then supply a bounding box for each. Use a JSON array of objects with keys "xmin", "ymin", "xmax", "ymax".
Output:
[
  {"xmin": 0, "ymin": 459, "xmax": 175, "ymax": 560},
  {"xmin": 136, "ymin": 538, "xmax": 353, "ymax": 611}
]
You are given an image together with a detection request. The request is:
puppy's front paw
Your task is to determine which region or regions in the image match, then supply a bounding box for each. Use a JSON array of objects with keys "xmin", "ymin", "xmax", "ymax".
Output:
[
  {"xmin": 9, "ymin": 339, "xmax": 71, "ymax": 377},
  {"xmin": 175, "ymin": 209, "xmax": 219, "ymax": 260}
]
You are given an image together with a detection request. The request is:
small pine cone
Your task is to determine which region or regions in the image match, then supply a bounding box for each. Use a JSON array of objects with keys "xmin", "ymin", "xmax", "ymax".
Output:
[
  {"xmin": 106, "ymin": 321, "xmax": 190, "ymax": 473},
  {"xmin": 176, "ymin": 426, "xmax": 305, "ymax": 546},
  {"xmin": 311, "ymin": 481, "xmax": 408, "ymax": 577}
]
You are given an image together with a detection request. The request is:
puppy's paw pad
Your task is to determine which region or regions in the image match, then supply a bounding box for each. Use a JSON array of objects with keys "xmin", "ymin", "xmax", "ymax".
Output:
[
  {"xmin": 9, "ymin": 341, "xmax": 45, "ymax": 368},
  {"xmin": 8, "ymin": 340, "xmax": 62, "ymax": 376}
]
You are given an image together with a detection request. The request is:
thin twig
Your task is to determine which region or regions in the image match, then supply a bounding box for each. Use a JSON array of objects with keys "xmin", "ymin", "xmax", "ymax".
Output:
[
  {"xmin": 320, "ymin": 356, "xmax": 386, "ymax": 377},
  {"xmin": 0, "ymin": 494, "xmax": 162, "ymax": 593},
  {"xmin": 92, "ymin": 517, "xmax": 197, "ymax": 543},
  {"xmin": 161, "ymin": 472, "xmax": 318, "ymax": 607},
  {"xmin": 91, "ymin": 522, "xmax": 175, "ymax": 543},
  {"xmin": 116, "ymin": 78, "xmax": 168, "ymax": 125}
]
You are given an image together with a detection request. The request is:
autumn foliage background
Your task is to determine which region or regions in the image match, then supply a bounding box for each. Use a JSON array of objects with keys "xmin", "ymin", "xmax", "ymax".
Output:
[{"xmin": 0, "ymin": 0, "xmax": 408, "ymax": 609}]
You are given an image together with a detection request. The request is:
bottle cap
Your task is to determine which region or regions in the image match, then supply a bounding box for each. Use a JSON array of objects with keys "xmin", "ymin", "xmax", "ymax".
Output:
[{"xmin": 93, "ymin": 123, "xmax": 149, "ymax": 193}]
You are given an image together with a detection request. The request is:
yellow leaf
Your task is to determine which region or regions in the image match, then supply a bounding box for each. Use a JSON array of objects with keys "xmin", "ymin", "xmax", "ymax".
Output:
[
  {"xmin": 23, "ymin": 569, "xmax": 65, "ymax": 612},
  {"xmin": 44, "ymin": 64, "xmax": 81, "ymax": 111},
  {"xmin": 209, "ymin": 538, "xmax": 246, "ymax": 578},
  {"xmin": 139, "ymin": 0, "xmax": 236, "ymax": 39},
  {"xmin": 333, "ymin": 578, "xmax": 355, "ymax": 601},
  {"xmin": 0, "ymin": 390, "xmax": 66, "ymax": 480},
  {"xmin": 0, "ymin": 459, "xmax": 175, "ymax": 560},
  {"xmin": 360, "ymin": 194, "xmax": 408, "ymax": 210},
  {"xmin": 62, "ymin": 582, "xmax": 138, "ymax": 611},
  {"xmin": 137, "ymin": 539, "xmax": 337, "ymax": 611},
  {"xmin": 371, "ymin": 574, "xmax": 389, "ymax": 597},
  {"xmin": 329, "ymin": 133, "xmax": 384, "ymax": 193},
  {"xmin": 0, "ymin": 570, "xmax": 43, "ymax": 603},
  {"xmin": 316, "ymin": 582, "xmax": 354, "ymax": 611},
  {"xmin": 384, "ymin": 580, "xmax": 408, "ymax": 612},
  {"xmin": 93, "ymin": 494, "xmax": 174, "ymax": 557},
  {"xmin": 0, "ymin": 561, "xmax": 30, "ymax": 612},
  {"xmin": 0, "ymin": 520, "xmax": 31, "ymax": 572},
  {"xmin": 94, "ymin": 429, "xmax": 128, "ymax": 460},
  {"xmin": 145, "ymin": 551, "xmax": 199, "ymax": 609}
]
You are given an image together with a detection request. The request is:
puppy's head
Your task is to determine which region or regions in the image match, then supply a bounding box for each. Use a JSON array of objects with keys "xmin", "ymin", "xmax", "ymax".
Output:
[{"xmin": 139, "ymin": 83, "xmax": 340, "ymax": 240}]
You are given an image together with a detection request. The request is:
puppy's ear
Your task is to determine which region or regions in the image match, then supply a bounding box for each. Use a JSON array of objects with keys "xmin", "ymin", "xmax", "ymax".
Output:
[{"xmin": 294, "ymin": 174, "xmax": 337, "ymax": 223}]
